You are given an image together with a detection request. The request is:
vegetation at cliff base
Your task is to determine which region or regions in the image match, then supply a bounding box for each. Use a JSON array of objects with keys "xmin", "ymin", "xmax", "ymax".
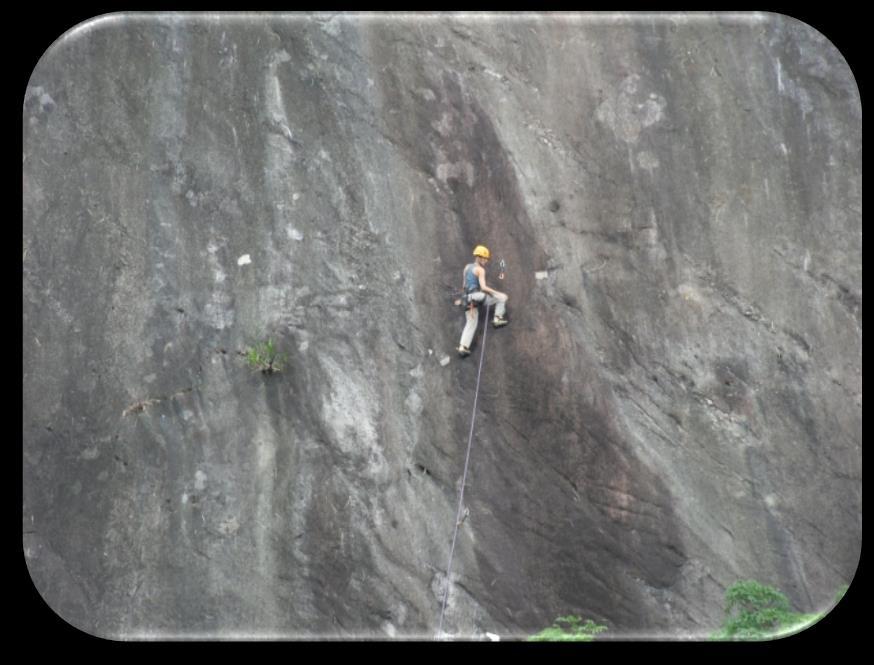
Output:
[
  {"xmin": 528, "ymin": 615, "xmax": 608, "ymax": 641},
  {"xmin": 711, "ymin": 580, "xmax": 821, "ymax": 640}
]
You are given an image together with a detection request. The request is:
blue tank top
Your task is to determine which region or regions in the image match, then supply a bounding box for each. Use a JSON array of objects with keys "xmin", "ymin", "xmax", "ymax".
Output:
[{"xmin": 464, "ymin": 263, "xmax": 480, "ymax": 294}]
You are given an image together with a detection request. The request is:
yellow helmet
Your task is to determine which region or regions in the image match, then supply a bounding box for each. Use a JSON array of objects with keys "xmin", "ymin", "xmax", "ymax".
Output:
[{"xmin": 473, "ymin": 245, "xmax": 491, "ymax": 259}]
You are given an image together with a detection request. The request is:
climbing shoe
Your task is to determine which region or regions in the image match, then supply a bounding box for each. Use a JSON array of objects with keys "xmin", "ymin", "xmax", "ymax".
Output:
[
  {"xmin": 492, "ymin": 316, "xmax": 509, "ymax": 328},
  {"xmin": 457, "ymin": 345, "xmax": 471, "ymax": 357}
]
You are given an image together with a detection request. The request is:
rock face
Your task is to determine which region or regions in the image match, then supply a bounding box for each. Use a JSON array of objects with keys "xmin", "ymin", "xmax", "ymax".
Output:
[{"xmin": 23, "ymin": 13, "xmax": 861, "ymax": 639}]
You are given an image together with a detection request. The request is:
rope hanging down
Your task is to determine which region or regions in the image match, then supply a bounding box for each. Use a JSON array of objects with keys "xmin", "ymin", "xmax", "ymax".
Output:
[{"xmin": 437, "ymin": 303, "xmax": 492, "ymax": 639}]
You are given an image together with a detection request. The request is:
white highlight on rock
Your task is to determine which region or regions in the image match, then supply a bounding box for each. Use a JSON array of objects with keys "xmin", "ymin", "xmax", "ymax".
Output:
[
  {"xmin": 596, "ymin": 74, "xmax": 666, "ymax": 144},
  {"xmin": 237, "ymin": 254, "xmax": 252, "ymax": 266},
  {"xmin": 320, "ymin": 15, "xmax": 342, "ymax": 37},
  {"xmin": 194, "ymin": 470, "xmax": 207, "ymax": 490},
  {"xmin": 637, "ymin": 151, "xmax": 660, "ymax": 171},
  {"xmin": 26, "ymin": 85, "xmax": 56, "ymax": 112},
  {"xmin": 440, "ymin": 355, "xmax": 451, "ymax": 366},
  {"xmin": 255, "ymin": 437, "xmax": 276, "ymax": 476},
  {"xmin": 287, "ymin": 226, "xmax": 304, "ymax": 241},
  {"xmin": 433, "ymin": 112, "xmax": 453, "ymax": 136},
  {"xmin": 535, "ymin": 271, "xmax": 549, "ymax": 280},
  {"xmin": 272, "ymin": 49, "xmax": 292, "ymax": 66},
  {"xmin": 218, "ymin": 515, "xmax": 240, "ymax": 535},
  {"xmin": 485, "ymin": 632, "xmax": 501, "ymax": 642},
  {"xmin": 204, "ymin": 237, "xmax": 235, "ymax": 330},
  {"xmin": 436, "ymin": 160, "xmax": 475, "ymax": 187},
  {"xmin": 678, "ymin": 283, "xmax": 704, "ymax": 305},
  {"xmin": 320, "ymin": 356, "xmax": 386, "ymax": 478},
  {"xmin": 292, "ymin": 193, "xmax": 300, "ymax": 201},
  {"xmin": 405, "ymin": 390, "xmax": 423, "ymax": 416}
]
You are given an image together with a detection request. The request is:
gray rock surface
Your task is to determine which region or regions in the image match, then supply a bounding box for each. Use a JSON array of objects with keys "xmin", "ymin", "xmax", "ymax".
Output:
[{"xmin": 23, "ymin": 12, "xmax": 861, "ymax": 639}]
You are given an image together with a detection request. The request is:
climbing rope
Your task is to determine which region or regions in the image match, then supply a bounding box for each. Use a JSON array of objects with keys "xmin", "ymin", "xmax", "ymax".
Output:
[{"xmin": 437, "ymin": 303, "xmax": 492, "ymax": 639}]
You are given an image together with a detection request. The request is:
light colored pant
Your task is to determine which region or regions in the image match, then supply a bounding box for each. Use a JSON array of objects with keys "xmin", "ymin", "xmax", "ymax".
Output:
[{"xmin": 459, "ymin": 291, "xmax": 507, "ymax": 349}]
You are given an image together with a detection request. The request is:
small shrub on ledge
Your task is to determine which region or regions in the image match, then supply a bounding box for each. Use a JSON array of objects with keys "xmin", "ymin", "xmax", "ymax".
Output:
[{"xmin": 245, "ymin": 338, "xmax": 288, "ymax": 374}]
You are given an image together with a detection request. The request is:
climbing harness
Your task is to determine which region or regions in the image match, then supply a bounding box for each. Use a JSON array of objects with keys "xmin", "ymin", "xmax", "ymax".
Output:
[
  {"xmin": 437, "ymin": 302, "xmax": 492, "ymax": 639},
  {"xmin": 450, "ymin": 289, "xmax": 482, "ymax": 311}
]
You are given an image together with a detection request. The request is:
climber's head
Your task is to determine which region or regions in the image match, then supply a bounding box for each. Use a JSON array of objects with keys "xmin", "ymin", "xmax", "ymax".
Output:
[{"xmin": 473, "ymin": 245, "xmax": 491, "ymax": 263}]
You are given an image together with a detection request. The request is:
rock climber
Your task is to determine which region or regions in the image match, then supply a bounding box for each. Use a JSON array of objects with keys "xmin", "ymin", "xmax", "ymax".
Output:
[{"xmin": 456, "ymin": 244, "xmax": 508, "ymax": 357}]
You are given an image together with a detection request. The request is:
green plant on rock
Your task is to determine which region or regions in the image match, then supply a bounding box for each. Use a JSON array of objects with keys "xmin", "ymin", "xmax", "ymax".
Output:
[
  {"xmin": 528, "ymin": 615, "xmax": 608, "ymax": 641},
  {"xmin": 711, "ymin": 580, "xmax": 819, "ymax": 640},
  {"xmin": 245, "ymin": 338, "xmax": 288, "ymax": 374}
]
